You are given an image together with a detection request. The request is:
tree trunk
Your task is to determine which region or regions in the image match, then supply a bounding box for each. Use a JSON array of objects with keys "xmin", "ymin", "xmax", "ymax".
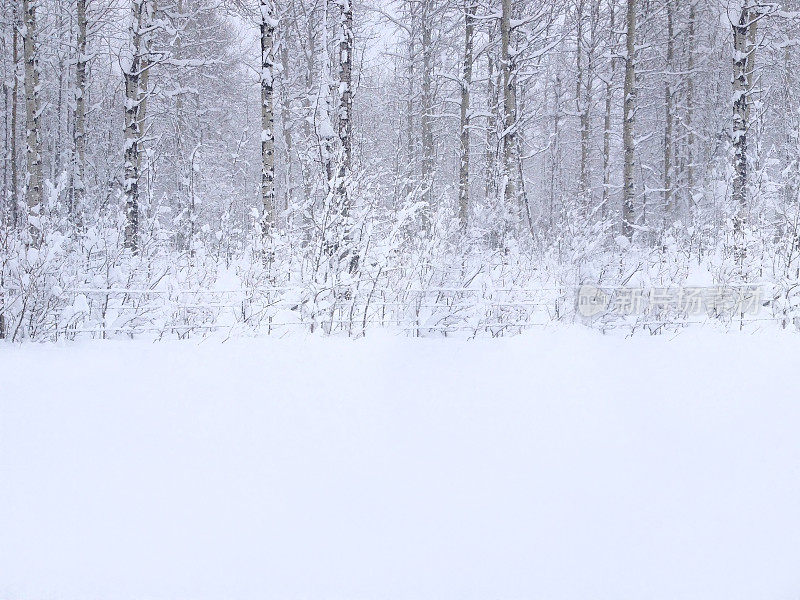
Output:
[
  {"xmin": 336, "ymin": 0, "xmax": 356, "ymax": 271},
  {"xmin": 663, "ymin": 0, "xmax": 674, "ymax": 222},
  {"xmin": 732, "ymin": 3, "xmax": 749, "ymax": 242},
  {"xmin": 319, "ymin": 2, "xmax": 335, "ymax": 189},
  {"xmin": 22, "ymin": 0, "xmax": 43, "ymax": 248},
  {"xmin": 300, "ymin": 2, "xmax": 317, "ymax": 206},
  {"xmin": 136, "ymin": 0, "xmax": 155, "ymax": 206},
  {"xmin": 71, "ymin": 0, "xmax": 87, "ymax": 227},
  {"xmin": 575, "ymin": 0, "xmax": 589, "ymax": 197},
  {"xmin": 280, "ymin": 41, "xmax": 293, "ymax": 214},
  {"xmin": 10, "ymin": 17, "xmax": 18, "ymax": 228},
  {"xmin": 405, "ymin": 0, "xmax": 416, "ymax": 203},
  {"xmin": 621, "ymin": 0, "xmax": 636, "ymax": 240},
  {"xmin": 174, "ymin": 0, "xmax": 188, "ymax": 252},
  {"xmin": 501, "ymin": 0, "xmax": 517, "ymax": 221},
  {"xmin": 686, "ymin": 0, "xmax": 696, "ymax": 212},
  {"xmin": 420, "ymin": 0, "xmax": 434, "ymax": 229},
  {"xmin": 260, "ymin": 0, "xmax": 276, "ymax": 244},
  {"xmin": 485, "ymin": 45, "xmax": 497, "ymax": 202},
  {"xmin": 458, "ymin": 0, "xmax": 476, "ymax": 232},
  {"xmin": 123, "ymin": 0, "xmax": 145, "ymax": 253},
  {"xmin": 602, "ymin": 0, "xmax": 616, "ymax": 221}
]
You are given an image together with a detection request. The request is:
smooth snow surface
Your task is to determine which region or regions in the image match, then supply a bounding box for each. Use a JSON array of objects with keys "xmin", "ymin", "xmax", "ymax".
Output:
[{"xmin": 2, "ymin": 329, "xmax": 800, "ymax": 600}]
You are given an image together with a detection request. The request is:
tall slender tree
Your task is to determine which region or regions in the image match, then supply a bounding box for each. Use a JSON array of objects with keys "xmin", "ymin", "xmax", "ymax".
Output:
[
  {"xmin": 22, "ymin": 0, "xmax": 43, "ymax": 248},
  {"xmin": 260, "ymin": 0, "xmax": 276, "ymax": 245},
  {"xmin": 335, "ymin": 0, "xmax": 355, "ymax": 271},
  {"xmin": 601, "ymin": 0, "xmax": 617, "ymax": 220},
  {"xmin": 621, "ymin": 0, "xmax": 636, "ymax": 240},
  {"xmin": 732, "ymin": 1, "xmax": 751, "ymax": 243},
  {"xmin": 501, "ymin": 0, "xmax": 517, "ymax": 222},
  {"xmin": 663, "ymin": 0, "xmax": 675, "ymax": 222},
  {"xmin": 9, "ymin": 6, "xmax": 19, "ymax": 229},
  {"xmin": 420, "ymin": 0, "xmax": 434, "ymax": 230},
  {"xmin": 70, "ymin": 0, "xmax": 88, "ymax": 227},
  {"xmin": 458, "ymin": 0, "xmax": 476, "ymax": 232},
  {"xmin": 123, "ymin": 0, "xmax": 146, "ymax": 252}
]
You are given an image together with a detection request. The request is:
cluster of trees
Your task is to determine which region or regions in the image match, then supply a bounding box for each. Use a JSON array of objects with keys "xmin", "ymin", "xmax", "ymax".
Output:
[{"xmin": 2, "ymin": 0, "xmax": 800, "ymax": 337}]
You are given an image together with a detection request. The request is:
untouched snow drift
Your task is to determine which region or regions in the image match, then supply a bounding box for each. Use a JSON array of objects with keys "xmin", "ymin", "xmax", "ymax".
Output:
[{"xmin": 2, "ymin": 329, "xmax": 800, "ymax": 600}]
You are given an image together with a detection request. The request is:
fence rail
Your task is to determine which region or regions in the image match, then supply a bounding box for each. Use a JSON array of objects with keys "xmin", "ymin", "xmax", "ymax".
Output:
[{"xmin": 2, "ymin": 283, "xmax": 799, "ymax": 341}]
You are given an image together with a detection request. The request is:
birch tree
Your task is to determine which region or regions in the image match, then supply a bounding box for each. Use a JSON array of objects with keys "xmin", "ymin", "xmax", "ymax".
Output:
[
  {"xmin": 22, "ymin": 0, "xmax": 43, "ymax": 248},
  {"xmin": 335, "ymin": 0, "xmax": 355, "ymax": 271},
  {"xmin": 70, "ymin": 0, "xmax": 88, "ymax": 226},
  {"xmin": 575, "ymin": 0, "xmax": 597, "ymax": 200},
  {"xmin": 731, "ymin": 0, "xmax": 752, "ymax": 246},
  {"xmin": 484, "ymin": 27, "xmax": 498, "ymax": 203},
  {"xmin": 123, "ymin": 0, "xmax": 146, "ymax": 252},
  {"xmin": 663, "ymin": 0, "xmax": 675, "ymax": 221},
  {"xmin": 458, "ymin": 0, "xmax": 476, "ymax": 231},
  {"xmin": 601, "ymin": 0, "xmax": 617, "ymax": 219},
  {"xmin": 621, "ymin": 0, "xmax": 636, "ymax": 240},
  {"xmin": 260, "ymin": 0, "xmax": 276, "ymax": 244},
  {"xmin": 685, "ymin": 0, "xmax": 697, "ymax": 212},
  {"xmin": 420, "ymin": 0, "xmax": 435, "ymax": 230},
  {"xmin": 500, "ymin": 0, "xmax": 517, "ymax": 223},
  {"xmin": 9, "ymin": 6, "xmax": 19, "ymax": 228}
]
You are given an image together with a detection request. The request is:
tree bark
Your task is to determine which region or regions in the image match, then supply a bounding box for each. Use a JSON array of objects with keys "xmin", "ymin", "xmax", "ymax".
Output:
[
  {"xmin": 485, "ymin": 44, "xmax": 497, "ymax": 202},
  {"xmin": 663, "ymin": 0, "xmax": 674, "ymax": 221},
  {"xmin": 280, "ymin": 40, "xmax": 293, "ymax": 214},
  {"xmin": 420, "ymin": 0, "xmax": 434, "ymax": 230},
  {"xmin": 501, "ymin": 0, "xmax": 517, "ymax": 220},
  {"xmin": 336, "ymin": 0, "xmax": 356, "ymax": 271},
  {"xmin": 123, "ymin": 0, "xmax": 145, "ymax": 252},
  {"xmin": 621, "ymin": 0, "xmax": 636, "ymax": 240},
  {"xmin": 22, "ymin": 0, "xmax": 43, "ymax": 248},
  {"xmin": 260, "ymin": 0, "xmax": 276, "ymax": 244},
  {"xmin": 732, "ymin": 2, "xmax": 749, "ymax": 241},
  {"xmin": 575, "ymin": 0, "xmax": 589, "ymax": 197},
  {"xmin": 10, "ymin": 16, "xmax": 19, "ymax": 228},
  {"xmin": 71, "ymin": 0, "xmax": 88, "ymax": 227},
  {"xmin": 686, "ymin": 0, "xmax": 696, "ymax": 211},
  {"xmin": 405, "ymin": 0, "xmax": 417, "ymax": 202},
  {"xmin": 458, "ymin": 0, "xmax": 476, "ymax": 232},
  {"xmin": 602, "ymin": 0, "xmax": 616, "ymax": 220}
]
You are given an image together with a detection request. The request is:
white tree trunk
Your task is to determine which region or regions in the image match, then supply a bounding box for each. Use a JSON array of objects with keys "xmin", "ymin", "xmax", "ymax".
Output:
[
  {"xmin": 260, "ymin": 0, "xmax": 276, "ymax": 244},
  {"xmin": 458, "ymin": 0, "xmax": 476, "ymax": 232},
  {"xmin": 71, "ymin": 0, "xmax": 87, "ymax": 227},
  {"xmin": 732, "ymin": 2, "xmax": 750, "ymax": 241},
  {"xmin": 420, "ymin": 0, "xmax": 434, "ymax": 230},
  {"xmin": 336, "ymin": 0, "xmax": 355, "ymax": 271},
  {"xmin": 686, "ymin": 0, "xmax": 696, "ymax": 211},
  {"xmin": 280, "ymin": 40, "xmax": 293, "ymax": 214},
  {"xmin": 663, "ymin": 0, "xmax": 674, "ymax": 221},
  {"xmin": 484, "ymin": 44, "xmax": 497, "ymax": 202},
  {"xmin": 575, "ymin": 0, "xmax": 588, "ymax": 197},
  {"xmin": 405, "ymin": 0, "xmax": 417, "ymax": 202},
  {"xmin": 123, "ymin": 0, "xmax": 145, "ymax": 252},
  {"xmin": 602, "ymin": 0, "xmax": 616, "ymax": 220},
  {"xmin": 10, "ymin": 13, "xmax": 19, "ymax": 229},
  {"xmin": 622, "ymin": 0, "xmax": 636, "ymax": 240},
  {"xmin": 501, "ymin": 0, "xmax": 517, "ymax": 221},
  {"xmin": 22, "ymin": 0, "xmax": 43, "ymax": 248}
]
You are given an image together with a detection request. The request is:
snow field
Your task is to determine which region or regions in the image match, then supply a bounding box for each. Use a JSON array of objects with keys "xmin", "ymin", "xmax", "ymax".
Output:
[{"xmin": 2, "ymin": 329, "xmax": 800, "ymax": 600}]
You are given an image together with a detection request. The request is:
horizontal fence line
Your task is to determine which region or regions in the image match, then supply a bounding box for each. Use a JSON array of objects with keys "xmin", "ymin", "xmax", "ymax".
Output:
[
  {"xmin": 49, "ymin": 317, "xmax": 795, "ymax": 337},
  {"xmin": 41, "ymin": 282, "xmax": 795, "ymax": 295},
  {"xmin": 56, "ymin": 288, "xmax": 569, "ymax": 295},
  {"xmin": 4, "ymin": 283, "xmax": 798, "ymax": 341},
  {"xmin": 3, "ymin": 283, "xmax": 791, "ymax": 300}
]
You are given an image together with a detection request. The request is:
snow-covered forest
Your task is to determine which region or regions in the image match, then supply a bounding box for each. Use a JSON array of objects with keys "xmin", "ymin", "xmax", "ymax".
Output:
[
  {"xmin": 6, "ymin": 3, "xmax": 800, "ymax": 598},
  {"xmin": 2, "ymin": 0, "xmax": 800, "ymax": 339}
]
